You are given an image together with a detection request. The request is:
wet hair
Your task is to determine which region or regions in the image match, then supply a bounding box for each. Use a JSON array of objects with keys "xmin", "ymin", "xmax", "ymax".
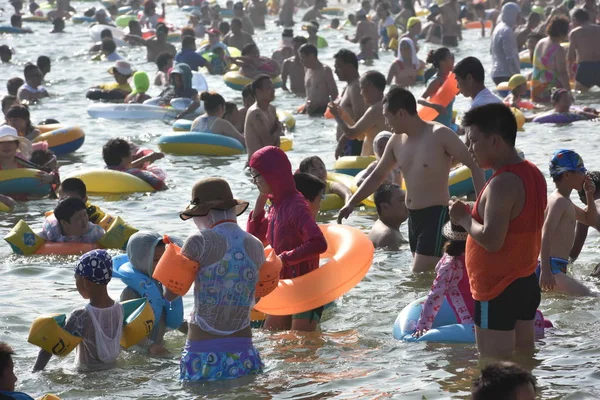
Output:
[
  {"xmin": 11, "ymin": 14, "xmax": 22, "ymax": 27},
  {"xmin": 59, "ymin": 178, "xmax": 87, "ymax": 199},
  {"xmin": 242, "ymin": 83, "xmax": 255, "ymax": 99},
  {"xmin": 6, "ymin": 77, "xmax": 23, "ymax": 96},
  {"xmin": 24, "ymin": 63, "xmax": 41, "ymax": 78},
  {"xmin": 330, "ymin": 18, "xmax": 340, "ymax": 28},
  {"xmin": 0, "ymin": 343, "xmax": 14, "ymax": 377},
  {"xmin": 334, "ymin": 48, "xmax": 359, "ymax": 70},
  {"xmin": 251, "ymin": 74, "xmax": 272, "ymax": 94},
  {"xmin": 101, "ymin": 38, "xmax": 117, "ymax": 54},
  {"xmin": 293, "ymin": 35, "xmax": 308, "ymax": 45},
  {"xmin": 100, "ymin": 28, "xmax": 113, "ymax": 39},
  {"xmin": 453, "ymin": 56, "xmax": 485, "ymax": 83},
  {"xmin": 383, "ymin": 86, "xmax": 417, "ymax": 115},
  {"xmin": 181, "ymin": 27, "xmax": 195, "ymax": 38},
  {"xmin": 1, "ymin": 95, "xmax": 17, "ymax": 115},
  {"xmin": 181, "ymin": 35, "xmax": 196, "ymax": 49},
  {"xmin": 426, "ymin": 47, "xmax": 451, "ymax": 69},
  {"xmin": 199, "ymin": 91, "xmax": 225, "ymax": 113},
  {"xmin": 231, "ymin": 17, "xmax": 242, "ymax": 28},
  {"xmin": 546, "ymin": 16, "xmax": 570, "ymax": 38},
  {"xmin": 37, "ymin": 56, "xmax": 51, "ymax": 71},
  {"xmin": 155, "ymin": 52, "xmax": 174, "ymax": 70},
  {"xmin": 361, "ymin": 70, "xmax": 386, "ymax": 92},
  {"xmin": 219, "ymin": 21, "xmax": 230, "ymax": 35},
  {"xmin": 241, "ymin": 43, "xmax": 258, "ymax": 56},
  {"xmin": 472, "ymin": 362, "xmax": 536, "ymax": 400},
  {"xmin": 102, "ymin": 138, "xmax": 131, "ymax": 167},
  {"xmin": 299, "ymin": 155, "xmax": 326, "ymax": 174},
  {"xmin": 374, "ymin": 183, "xmax": 398, "ymax": 215},
  {"xmin": 578, "ymin": 170, "xmax": 600, "ymax": 204},
  {"xmin": 572, "ymin": 8, "xmax": 589, "ymax": 23},
  {"xmin": 462, "ymin": 103, "xmax": 517, "ymax": 147},
  {"xmin": 223, "ymin": 101, "xmax": 237, "ymax": 118},
  {"xmin": 6, "ymin": 104, "xmax": 31, "ymax": 128},
  {"xmin": 0, "ymin": 45, "xmax": 11, "ymax": 56},
  {"xmin": 30, "ymin": 149, "xmax": 56, "ymax": 169},
  {"xmin": 299, "ymin": 43, "xmax": 318, "ymax": 57},
  {"xmin": 54, "ymin": 197, "xmax": 87, "ymax": 223},
  {"xmin": 294, "ymin": 172, "xmax": 326, "ymax": 202}
]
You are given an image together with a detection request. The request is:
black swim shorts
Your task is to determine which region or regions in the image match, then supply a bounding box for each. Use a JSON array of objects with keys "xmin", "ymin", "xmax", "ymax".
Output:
[
  {"xmin": 575, "ymin": 61, "xmax": 600, "ymax": 89},
  {"xmin": 442, "ymin": 35, "xmax": 458, "ymax": 47},
  {"xmin": 408, "ymin": 205, "xmax": 449, "ymax": 257},
  {"xmin": 474, "ymin": 273, "xmax": 541, "ymax": 331}
]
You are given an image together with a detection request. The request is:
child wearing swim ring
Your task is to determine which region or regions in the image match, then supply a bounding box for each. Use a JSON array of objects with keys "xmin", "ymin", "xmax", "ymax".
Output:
[
  {"xmin": 4, "ymin": 105, "xmax": 40, "ymax": 141},
  {"xmin": 124, "ymin": 71, "xmax": 151, "ymax": 104},
  {"xmin": 231, "ymin": 43, "xmax": 280, "ymax": 79},
  {"xmin": 419, "ymin": 47, "xmax": 458, "ymax": 132},
  {"xmin": 34, "ymin": 250, "xmax": 124, "ymax": 372},
  {"xmin": 39, "ymin": 197, "xmax": 106, "ymax": 243},
  {"xmin": 299, "ymin": 155, "xmax": 353, "ymax": 207},
  {"xmin": 169, "ymin": 178, "xmax": 266, "ymax": 382},
  {"xmin": 248, "ymin": 146, "xmax": 328, "ymax": 331},
  {"xmin": 504, "ymin": 74, "xmax": 535, "ymax": 110}
]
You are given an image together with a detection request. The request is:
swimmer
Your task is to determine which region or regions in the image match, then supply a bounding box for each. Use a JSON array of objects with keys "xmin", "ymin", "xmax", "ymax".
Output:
[
  {"xmin": 473, "ymin": 3, "xmax": 499, "ymax": 38},
  {"xmin": 139, "ymin": 0, "xmax": 165, "ymax": 29},
  {"xmin": 223, "ymin": 17, "xmax": 256, "ymax": 51},
  {"xmin": 0, "ymin": 45, "xmax": 12, "ymax": 63},
  {"xmin": 240, "ymin": 84, "xmax": 255, "ymax": 126},
  {"xmin": 277, "ymin": 0, "xmax": 294, "ymax": 27},
  {"xmin": 233, "ymin": 1, "xmax": 255, "ymax": 35},
  {"xmin": 329, "ymin": 18, "xmax": 339, "ymax": 29},
  {"xmin": 124, "ymin": 72, "xmax": 151, "ymax": 104},
  {"xmin": 299, "ymin": 44, "xmax": 338, "ymax": 116},
  {"xmin": 5, "ymin": 105, "xmax": 40, "ymax": 141},
  {"xmin": 419, "ymin": 48, "xmax": 457, "ymax": 131},
  {"xmin": 504, "ymin": 74, "xmax": 532, "ymax": 109},
  {"xmin": 6, "ymin": 78, "xmax": 23, "ymax": 97},
  {"xmin": 99, "ymin": 38, "xmax": 123, "ymax": 61},
  {"xmin": 36, "ymin": 56, "xmax": 51, "ymax": 81},
  {"xmin": 570, "ymin": 172, "xmax": 600, "ymax": 276},
  {"xmin": 0, "ymin": 343, "xmax": 37, "ymax": 399},
  {"xmin": 303, "ymin": 20, "xmax": 327, "ymax": 48},
  {"xmin": 124, "ymin": 22, "xmax": 176, "ymax": 63},
  {"xmin": 369, "ymin": 183, "xmax": 408, "ymax": 250},
  {"xmin": 527, "ymin": 89, "xmax": 599, "ymax": 122},
  {"xmin": 231, "ymin": 43, "xmax": 280, "ymax": 79},
  {"xmin": 440, "ymin": 0, "xmax": 460, "ymax": 47},
  {"xmin": 93, "ymin": 9, "xmax": 113, "ymax": 26},
  {"xmin": 299, "ymin": 155, "xmax": 353, "ymax": 206},
  {"xmin": 345, "ymin": 9, "xmax": 378, "ymax": 44},
  {"xmin": 154, "ymin": 52, "xmax": 173, "ymax": 87},
  {"xmin": 515, "ymin": 12, "xmax": 542, "ymax": 50},
  {"xmin": 89, "ymin": 28, "xmax": 114, "ymax": 53},
  {"xmin": 244, "ymin": 75, "xmax": 283, "ymax": 161},
  {"xmin": 34, "ymin": 250, "xmax": 123, "ymax": 372},
  {"xmin": 355, "ymin": 132, "xmax": 403, "ymax": 187},
  {"xmin": 248, "ymin": 0, "xmax": 267, "ymax": 29},
  {"xmin": 89, "ymin": 61, "xmax": 133, "ymax": 101},
  {"xmin": 329, "ymin": 70, "xmax": 388, "ymax": 156},
  {"xmin": 156, "ymin": 63, "xmax": 201, "ymax": 119},
  {"xmin": 302, "ymin": 0, "xmax": 325, "ymax": 22},
  {"xmin": 17, "ymin": 64, "xmax": 49, "ymax": 103},
  {"xmin": 387, "ymin": 38, "xmax": 424, "ymax": 87},
  {"xmin": 294, "ymin": 172, "xmax": 326, "ymax": 218},
  {"xmin": 281, "ymin": 36, "xmax": 308, "ymax": 96},
  {"xmin": 174, "ymin": 36, "xmax": 208, "ymax": 72},
  {"xmin": 1, "ymin": 96, "xmax": 19, "ymax": 117},
  {"xmin": 472, "ymin": 362, "xmax": 537, "ymax": 400},
  {"xmin": 190, "ymin": 92, "xmax": 245, "ymax": 147},
  {"xmin": 271, "ymin": 28, "xmax": 294, "ymax": 68},
  {"xmin": 51, "ymin": 17, "xmax": 65, "ymax": 33},
  {"xmin": 568, "ymin": 9, "xmax": 600, "ymax": 92},
  {"xmin": 38, "ymin": 197, "xmax": 106, "ymax": 243},
  {"xmin": 358, "ymin": 36, "xmax": 378, "ymax": 62},
  {"xmin": 198, "ymin": 27, "xmax": 229, "ymax": 54},
  {"xmin": 10, "ymin": 15, "xmax": 33, "ymax": 33},
  {"xmin": 538, "ymin": 150, "xmax": 597, "ymax": 296}
]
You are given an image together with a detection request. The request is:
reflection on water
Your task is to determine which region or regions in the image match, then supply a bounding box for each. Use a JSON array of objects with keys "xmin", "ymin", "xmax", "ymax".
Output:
[{"xmin": 1, "ymin": 3, "xmax": 600, "ymax": 398}]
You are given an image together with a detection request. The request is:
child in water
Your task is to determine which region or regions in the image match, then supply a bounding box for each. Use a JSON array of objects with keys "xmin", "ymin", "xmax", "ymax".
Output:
[
  {"xmin": 248, "ymin": 146, "xmax": 328, "ymax": 331},
  {"xmin": 355, "ymin": 132, "xmax": 403, "ymax": 187},
  {"xmin": 34, "ymin": 250, "xmax": 124, "ymax": 372},
  {"xmin": 419, "ymin": 47, "xmax": 457, "ymax": 132},
  {"xmin": 102, "ymin": 138, "xmax": 167, "ymax": 191},
  {"xmin": 124, "ymin": 71, "xmax": 151, "ymax": 104},
  {"xmin": 4, "ymin": 105, "xmax": 40, "ymax": 141},
  {"xmin": 294, "ymin": 172, "xmax": 326, "ymax": 219},
  {"xmin": 472, "ymin": 362, "xmax": 537, "ymax": 400},
  {"xmin": 39, "ymin": 197, "xmax": 106, "ymax": 243},
  {"xmin": 504, "ymin": 74, "xmax": 534, "ymax": 109},
  {"xmin": 0, "ymin": 343, "xmax": 36, "ymax": 399},
  {"xmin": 231, "ymin": 43, "xmax": 280, "ymax": 79},
  {"xmin": 299, "ymin": 155, "xmax": 353, "ymax": 206}
]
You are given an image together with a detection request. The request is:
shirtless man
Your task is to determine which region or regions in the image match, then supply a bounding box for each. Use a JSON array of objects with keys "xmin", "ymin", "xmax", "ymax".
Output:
[
  {"xmin": 302, "ymin": 0, "xmax": 325, "ymax": 22},
  {"xmin": 281, "ymin": 36, "xmax": 308, "ymax": 95},
  {"xmin": 440, "ymin": 0, "xmax": 461, "ymax": 47},
  {"xmin": 223, "ymin": 17, "xmax": 255, "ymax": 51},
  {"xmin": 247, "ymin": 0, "xmax": 267, "ymax": 29},
  {"xmin": 329, "ymin": 70, "xmax": 388, "ymax": 156},
  {"xmin": 369, "ymin": 183, "xmax": 408, "ymax": 250},
  {"xmin": 244, "ymin": 75, "xmax": 284, "ymax": 161},
  {"xmin": 583, "ymin": 0, "xmax": 598, "ymax": 24},
  {"xmin": 277, "ymin": 0, "xmax": 295, "ymax": 27},
  {"xmin": 271, "ymin": 29, "xmax": 294, "ymax": 67},
  {"xmin": 298, "ymin": 44, "xmax": 338, "ymax": 116},
  {"xmin": 568, "ymin": 9, "xmax": 600, "ymax": 92},
  {"xmin": 124, "ymin": 22, "xmax": 176, "ymax": 62},
  {"xmin": 233, "ymin": 1, "xmax": 255, "ymax": 35},
  {"xmin": 338, "ymin": 87, "xmax": 485, "ymax": 273},
  {"xmin": 345, "ymin": 9, "xmax": 378, "ymax": 45},
  {"xmin": 449, "ymin": 103, "xmax": 546, "ymax": 359},
  {"xmin": 331, "ymin": 49, "xmax": 366, "ymax": 157}
]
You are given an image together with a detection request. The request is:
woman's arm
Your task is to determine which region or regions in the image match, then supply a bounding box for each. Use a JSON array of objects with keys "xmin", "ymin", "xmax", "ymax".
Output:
[{"xmin": 215, "ymin": 119, "xmax": 246, "ymax": 146}]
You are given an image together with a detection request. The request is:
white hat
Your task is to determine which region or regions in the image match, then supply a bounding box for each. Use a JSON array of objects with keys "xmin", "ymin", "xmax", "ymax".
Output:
[
  {"xmin": 0, "ymin": 125, "xmax": 32, "ymax": 159},
  {"xmin": 108, "ymin": 60, "xmax": 134, "ymax": 76}
]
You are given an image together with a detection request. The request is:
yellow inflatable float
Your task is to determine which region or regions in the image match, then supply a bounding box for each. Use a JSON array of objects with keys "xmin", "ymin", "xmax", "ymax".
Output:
[
  {"xmin": 69, "ymin": 170, "xmax": 155, "ymax": 194},
  {"xmin": 333, "ymin": 156, "xmax": 376, "ymax": 176}
]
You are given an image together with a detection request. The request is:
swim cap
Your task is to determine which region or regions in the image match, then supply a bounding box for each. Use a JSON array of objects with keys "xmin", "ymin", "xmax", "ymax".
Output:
[
  {"xmin": 508, "ymin": 74, "xmax": 527, "ymax": 91},
  {"xmin": 131, "ymin": 71, "xmax": 150, "ymax": 95},
  {"xmin": 549, "ymin": 149, "xmax": 586, "ymax": 178},
  {"xmin": 406, "ymin": 17, "xmax": 420, "ymax": 30},
  {"xmin": 75, "ymin": 250, "xmax": 113, "ymax": 285}
]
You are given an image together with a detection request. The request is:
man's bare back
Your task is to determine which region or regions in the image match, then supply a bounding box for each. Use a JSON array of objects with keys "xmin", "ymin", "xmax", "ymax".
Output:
[
  {"xmin": 355, "ymin": 20, "xmax": 379, "ymax": 43},
  {"xmin": 440, "ymin": 2, "xmax": 460, "ymax": 38},
  {"xmin": 305, "ymin": 63, "xmax": 337, "ymax": 112},
  {"xmin": 245, "ymin": 103, "xmax": 280, "ymax": 159},
  {"xmin": 358, "ymin": 103, "xmax": 387, "ymax": 156},
  {"xmin": 336, "ymin": 79, "xmax": 364, "ymax": 140},
  {"xmin": 282, "ymin": 56, "xmax": 306, "ymax": 95},
  {"xmin": 570, "ymin": 24, "xmax": 600, "ymax": 62},
  {"xmin": 223, "ymin": 32, "xmax": 255, "ymax": 51}
]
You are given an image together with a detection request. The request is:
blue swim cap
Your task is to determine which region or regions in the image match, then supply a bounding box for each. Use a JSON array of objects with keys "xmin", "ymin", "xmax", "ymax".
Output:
[
  {"xmin": 549, "ymin": 149, "xmax": 586, "ymax": 178},
  {"xmin": 75, "ymin": 250, "xmax": 113, "ymax": 285}
]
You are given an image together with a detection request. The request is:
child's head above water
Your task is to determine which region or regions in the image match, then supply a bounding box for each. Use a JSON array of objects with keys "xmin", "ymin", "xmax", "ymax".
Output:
[
  {"xmin": 101, "ymin": 38, "xmax": 117, "ymax": 56},
  {"xmin": 373, "ymin": 131, "xmax": 392, "ymax": 158},
  {"xmin": 330, "ymin": 18, "xmax": 340, "ymax": 29},
  {"xmin": 58, "ymin": 177, "xmax": 87, "ymax": 201},
  {"xmin": 294, "ymin": 172, "xmax": 326, "ymax": 218},
  {"xmin": 74, "ymin": 250, "xmax": 113, "ymax": 299},
  {"xmin": 549, "ymin": 149, "xmax": 587, "ymax": 190},
  {"xmin": 0, "ymin": 45, "xmax": 12, "ymax": 63},
  {"xmin": 5, "ymin": 104, "xmax": 32, "ymax": 134},
  {"xmin": 0, "ymin": 342, "xmax": 17, "ymax": 392},
  {"xmin": 31, "ymin": 149, "xmax": 57, "ymax": 170},
  {"xmin": 508, "ymin": 74, "xmax": 528, "ymax": 97},
  {"xmin": 155, "ymin": 51, "xmax": 174, "ymax": 72},
  {"xmin": 102, "ymin": 138, "xmax": 132, "ymax": 169},
  {"xmin": 23, "ymin": 63, "xmax": 43, "ymax": 88},
  {"xmin": 441, "ymin": 220, "xmax": 467, "ymax": 257},
  {"xmin": 471, "ymin": 362, "xmax": 536, "ymax": 400},
  {"xmin": 551, "ymin": 88, "xmax": 571, "ymax": 112},
  {"xmin": 37, "ymin": 55, "xmax": 51, "ymax": 76},
  {"xmin": 1, "ymin": 95, "xmax": 19, "ymax": 116},
  {"xmin": 54, "ymin": 197, "xmax": 90, "ymax": 237},
  {"xmin": 108, "ymin": 60, "xmax": 133, "ymax": 84},
  {"xmin": 126, "ymin": 231, "xmax": 166, "ymax": 276},
  {"xmin": 6, "ymin": 77, "xmax": 23, "ymax": 96},
  {"xmin": 299, "ymin": 155, "xmax": 327, "ymax": 182}
]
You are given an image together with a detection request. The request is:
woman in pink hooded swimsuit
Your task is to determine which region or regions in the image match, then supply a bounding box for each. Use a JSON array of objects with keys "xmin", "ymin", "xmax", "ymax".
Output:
[{"xmin": 247, "ymin": 146, "xmax": 328, "ymax": 331}]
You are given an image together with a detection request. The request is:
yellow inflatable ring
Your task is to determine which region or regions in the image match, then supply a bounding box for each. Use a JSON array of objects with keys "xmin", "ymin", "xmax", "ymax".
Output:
[
  {"xmin": 223, "ymin": 71, "xmax": 283, "ymax": 91},
  {"xmin": 33, "ymin": 126, "xmax": 85, "ymax": 156},
  {"xmin": 280, "ymin": 136, "xmax": 293, "ymax": 152},
  {"xmin": 327, "ymin": 172, "xmax": 375, "ymax": 208},
  {"xmin": 69, "ymin": 170, "xmax": 155, "ymax": 194},
  {"xmin": 277, "ymin": 110, "xmax": 296, "ymax": 131},
  {"xmin": 0, "ymin": 168, "xmax": 52, "ymax": 198},
  {"xmin": 333, "ymin": 156, "xmax": 376, "ymax": 176}
]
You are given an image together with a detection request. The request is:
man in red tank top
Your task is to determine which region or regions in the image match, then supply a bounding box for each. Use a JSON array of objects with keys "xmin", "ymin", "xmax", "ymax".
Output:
[{"xmin": 449, "ymin": 104, "xmax": 547, "ymax": 359}]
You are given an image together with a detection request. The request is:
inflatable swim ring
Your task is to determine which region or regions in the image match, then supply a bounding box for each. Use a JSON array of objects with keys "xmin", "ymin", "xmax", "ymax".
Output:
[
  {"xmin": 0, "ymin": 168, "xmax": 52, "ymax": 199},
  {"xmin": 320, "ymin": 193, "xmax": 345, "ymax": 212},
  {"xmin": 72, "ymin": 15, "xmax": 96, "ymax": 24},
  {"xmin": 327, "ymin": 172, "xmax": 375, "ymax": 209},
  {"xmin": 505, "ymin": 99, "xmax": 535, "ymax": 110},
  {"xmin": 321, "ymin": 7, "xmax": 344, "ymax": 16},
  {"xmin": 463, "ymin": 20, "xmax": 492, "ymax": 29},
  {"xmin": 418, "ymin": 73, "xmax": 459, "ymax": 121},
  {"xmin": 22, "ymin": 16, "xmax": 50, "ymax": 23},
  {"xmin": 87, "ymin": 102, "xmax": 203, "ymax": 120},
  {"xmin": 89, "ymin": 24, "xmax": 126, "ymax": 47},
  {"xmin": 159, "ymin": 131, "xmax": 246, "ymax": 156},
  {"xmin": 333, "ymin": 156, "xmax": 376, "ymax": 176},
  {"xmin": 181, "ymin": 5, "xmax": 200, "ymax": 12},
  {"xmin": 223, "ymin": 71, "xmax": 283, "ymax": 91},
  {"xmin": 254, "ymin": 224, "xmax": 374, "ymax": 315},
  {"xmin": 0, "ymin": 26, "xmax": 31, "ymax": 34},
  {"xmin": 115, "ymin": 14, "xmax": 137, "ymax": 27},
  {"xmin": 532, "ymin": 111, "xmax": 587, "ymax": 124},
  {"xmin": 33, "ymin": 126, "xmax": 85, "ymax": 156},
  {"xmin": 70, "ymin": 170, "xmax": 155, "ymax": 194},
  {"xmin": 0, "ymin": 200, "xmax": 12, "ymax": 213},
  {"xmin": 519, "ymin": 49, "xmax": 532, "ymax": 69},
  {"xmin": 171, "ymin": 109, "xmax": 294, "ymax": 132},
  {"xmin": 497, "ymin": 79, "xmax": 574, "ymax": 98}
]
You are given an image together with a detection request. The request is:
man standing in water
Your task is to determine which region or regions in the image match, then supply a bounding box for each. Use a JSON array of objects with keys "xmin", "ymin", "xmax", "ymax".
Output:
[
  {"xmin": 450, "ymin": 103, "xmax": 546, "ymax": 359},
  {"xmin": 338, "ymin": 88, "xmax": 485, "ymax": 273},
  {"xmin": 568, "ymin": 9, "xmax": 600, "ymax": 92},
  {"xmin": 299, "ymin": 44, "xmax": 338, "ymax": 116},
  {"xmin": 440, "ymin": 0, "xmax": 461, "ymax": 47},
  {"xmin": 244, "ymin": 75, "xmax": 283, "ymax": 161},
  {"xmin": 124, "ymin": 22, "xmax": 176, "ymax": 62}
]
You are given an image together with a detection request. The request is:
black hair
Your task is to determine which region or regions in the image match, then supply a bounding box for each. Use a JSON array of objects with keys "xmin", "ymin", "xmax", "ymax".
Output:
[
  {"xmin": 251, "ymin": 74, "xmax": 272, "ymax": 94},
  {"xmin": 59, "ymin": 177, "xmax": 87, "ymax": 199},
  {"xmin": 462, "ymin": 103, "xmax": 517, "ymax": 147},
  {"xmin": 294, "ymin": 172, "xmax": 326, "ymax": 202},
  {"xmin": 231, "ymin": 17, "xmax": 242, "ymax": 27},
  {"xmin": 383, "ymin": 86, "xmax": 417, "ymax": 115},
  {"xmin": 10, "ymin": 14, "xmax": 21, "ymax": 27},
  {"xmin": 155, "ymin": 52, "xmax": 174, "ymax": 70},
  {"xmin": 453, "ymin": 56, "xmax": 485, "ymax": 83},
  {"xmin": 181, "ymin": 35, "xmax": 196, "ymax": 48},
  {"xmin": 1, "ymin": 95, "xmax": 17, "ymax": 114},
  {"xmin": 199, "ymin": 91, "xmax": 225, "ymax": 113},
  {"xmin": 472, "ymin": 362, "xmax": 536, "ymax": 400},
  {"xmin": 528, "ymin": 11, "xmax": 542, "ymax": 24},
  {"xmin": 330, "ymin": 18, "xmax": 340, "ymax": 27},
  {"xmin": 30, "ymin": 149, "xmax": 56, "ymax": 169},
  {"xmin": 37, "ymin": 56, "xmax": 51, "ymax": 70},
  {"xmin": 0, "ymin": 45, "xmax": 11, "ymax": 55},
  {"xmin": 156, "ymin": 22, "xmax": 168, "ymax": 35},
  {"xmin": 299, "ymin": 155, "xmax": 325, "ymax": 174},
  {"xmin": 99, "ymin": 28, "xmax": 113, "ymax": 39},
  {"xmin": 100, "ymin": 38, "xmax": 116, "ymax": 54},
  {"xmin": 181, "ymin": 27, "xmax": 195, "ymax": 38},
  {"xmin": 579, "ymin": 170, "xmax": 600, "ymax": 204},
  {"xmin": 6, "ymin": 105, "xmax": 31, "ymax": 131},
  {"xmin": 54, "ymin": 197, "xmax": 87, "ymax": 223},
  {"xmin": 0, "ymin": 343, "xmax": 14, "ymax": 377},
  {"xmin": 361, "ymin": 70, "xmax": 386, "ymax": 92},
  {"xmin": 241, "ymin": 43, "xmax": 258, "ymax": 56},
  {"xmin": 242, "ymin": 83, "xmax": 255, "ymax": 99},
  {"xmin": 293, "ymin": 36, "xmax": 308, "ymax": 45},
  {"xmin": 426, "ymin": 47, "xmax": 451, "ymax": 69},
  {"xmin": 572, "ymin": 8, "xmax": 589, "ymax": 23},
  {"xmin": 547, "ymin": 16, "xmax": 570, "ymax": 38},
  {"xmin": 334, "ymin": 48, "xmax": 359, "ymax": 70},
  {"xmin": 299, "ymin": 43, "xmax": 318, "ymax": 57},
  {"xmin": 223, "ymin": 101, "xmax": 237, "ymax": 118},
  {"xmin": 219, "ymin": 21, "xmax": 230, "ymax": 35},
  {"xmin": 102, "ymin": 138, "xmax": 131, "ymax": 167},
  {"xmin": 6, "ymin": 77, "xmax": 23, "ymax": 96},
  {"xmin": 474, "ymin": 3, "xmax": 484, "ymax": 11},
  {"xmin": 23, "ymin": 63, "xmax": 41, "ymax": 78},
  {"xmin": 374, "ymin": 183, "xmax": 399, "ymax": 214}
]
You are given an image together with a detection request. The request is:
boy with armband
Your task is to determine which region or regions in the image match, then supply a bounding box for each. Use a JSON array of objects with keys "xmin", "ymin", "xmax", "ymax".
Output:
[
  {"xmin": 34, "ymin": 250, "xmax": 124, "ymax": 372},
  {"xmin": 39, "ymin": 197, "xmax": 105, "ymax": 243}
]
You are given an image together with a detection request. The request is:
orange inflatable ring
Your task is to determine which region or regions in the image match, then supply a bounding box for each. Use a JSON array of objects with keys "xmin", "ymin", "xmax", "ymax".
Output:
[
  {"xmin": 463, "ymin": 20, "xmax": 492, "ymax": 29},
  {"xmin": 254, "ymin": 224, "xmax": 374, "ymax": 316},
  {"xmin": 417, "ymin": 73, "xmax": 460, "ymax": 121},
  {"xmin": 34, "ymin": 243, "xmax": 101, "ymax": 256}
]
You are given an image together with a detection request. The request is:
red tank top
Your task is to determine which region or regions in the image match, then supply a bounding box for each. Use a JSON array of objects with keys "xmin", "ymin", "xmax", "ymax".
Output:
[{"xmin": 466, "ymin": 160, "xmax": 547, "ymax": 301}]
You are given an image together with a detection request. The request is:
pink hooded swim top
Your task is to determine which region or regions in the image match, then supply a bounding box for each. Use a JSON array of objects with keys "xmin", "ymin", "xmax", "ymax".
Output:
[{"xmin": 247, "ymin": 146, "xmax": 327, "ymax": 279}]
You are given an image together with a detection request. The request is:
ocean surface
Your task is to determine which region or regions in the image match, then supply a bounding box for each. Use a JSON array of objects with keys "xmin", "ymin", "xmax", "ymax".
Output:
[{"xmin": 1, "ymin": 2, "xmax": 600, "ymax": 398}]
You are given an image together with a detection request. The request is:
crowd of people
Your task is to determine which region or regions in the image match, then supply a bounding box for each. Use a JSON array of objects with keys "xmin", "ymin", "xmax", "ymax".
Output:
[{"xmin": 1, "ymin": 0, "xmax": 600, "ymax": 397}]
